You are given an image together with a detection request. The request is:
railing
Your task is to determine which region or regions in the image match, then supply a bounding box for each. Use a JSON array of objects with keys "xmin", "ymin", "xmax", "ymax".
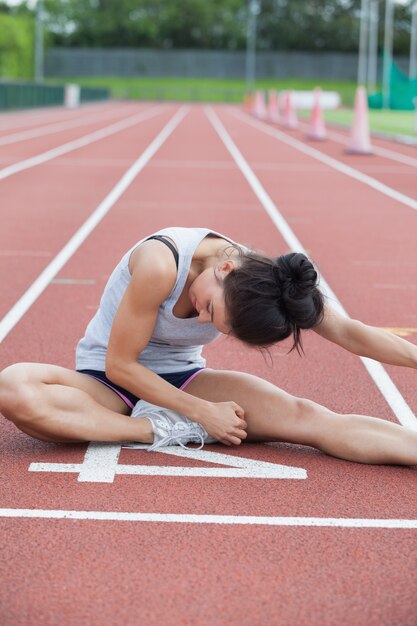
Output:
[
  {"xmin": 0, "ymin": 81, "xmax": 110, "ymax": 111},
  {"xmin": 0, "ymin": 81, "xmax": 64, "ymax": 111}
]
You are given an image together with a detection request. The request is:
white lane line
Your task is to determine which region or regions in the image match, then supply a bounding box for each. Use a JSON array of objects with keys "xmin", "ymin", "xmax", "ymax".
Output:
[
  {"xmin": 329, "ymin": 131, "xmax": 417, "ymax": 169},
  {"xmin": 0, "ymin": 250, "xmax": 52, "ymax": 257},
  {"xmin": 0, "ymin": 104, "xmax": 142, "ymax": 147},
  {"xmin": 30, "ymin": 464, "xmax": 306, "ymax": 479},
  {"xmin": 78, "ymin": 442, "xmax": 121, "ymax": 483},
  {"xmin": 297, "ymin": 119, "xmax": 417, "ymax": 169},
  {"xmin": 0, "ymin": 103, "xmax": 114, "ymax": 131},
  {"xmin": 230, "ymin": 109, "xmax": 417, "ymax": 213},
  {"xmin": 30, "ymin": 443, "xmax": 307, "ymax": 482},
  {"xmin": 149, "ymin": 159, "xmax": 236, "ymax": 169},
  {"xmin": 0, "ymin": 106, "xmax": 188, "ymax": 343},
  {"xmin": 1, "ymin": 508, "xmax": 417, "ymax": 528},
  {"xmin": 42, "ymin": 158, "xmax": 136, "ymax": 168},
  {"xmin": 375, "ymin": 284, "xmax": 417, "ymax": 290},
  {"xmin": 51, "ymin": 278, "xmax": 95, "ymax": 285},
  {"xmin": 0, "ymin": 105, "xmax": 167, "ymax": 181},
  {"xmin": 206, "ymin": 106, "xmax": 417, "ymax": 430},
  {"xmin": 0, "ymin": 110, "xmax": 80, "ymax": 132}
]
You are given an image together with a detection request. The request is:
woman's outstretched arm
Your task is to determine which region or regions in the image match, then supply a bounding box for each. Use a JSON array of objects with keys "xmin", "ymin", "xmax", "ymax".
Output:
[{"xmin": 313, "ymin": 305, "xmax": 417, "ymax": 369}]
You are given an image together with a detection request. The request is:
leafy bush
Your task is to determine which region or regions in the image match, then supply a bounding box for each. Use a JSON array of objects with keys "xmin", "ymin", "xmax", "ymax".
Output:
[{"xmin": 0, "ymin": 13, "xmax": 34, "ymax": 79}]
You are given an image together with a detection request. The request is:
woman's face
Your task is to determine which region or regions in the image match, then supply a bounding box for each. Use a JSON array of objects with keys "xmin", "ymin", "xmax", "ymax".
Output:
[{"xmin": 188, "ymin": 263, "xmax": 233, "ymax": 334}]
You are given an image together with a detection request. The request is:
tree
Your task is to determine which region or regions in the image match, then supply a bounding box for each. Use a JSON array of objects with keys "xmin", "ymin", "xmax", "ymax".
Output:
[
  {"xmin": 12, "ymin": 0, "xmax": 415, "ymax": 55},
  {"xmin": 0, "ymin": 11, "xmax": 34, "ymax": 78},
  {"xmin": 43, "ymin": 0, "xmax": 247, "ymax": 49}
]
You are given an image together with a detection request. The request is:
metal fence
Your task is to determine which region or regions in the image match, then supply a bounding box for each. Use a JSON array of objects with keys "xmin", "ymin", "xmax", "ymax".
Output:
[
  {"xmin": 0, "ymin": 81, "xmax": 110, "ymax": 111},
  {"xmin": 45, "ymin": 48, "xmax": 411, "ymax": 82},
  {"xmin": 45, "ymin": 48, "xmax": 365, "ymax": 81}
]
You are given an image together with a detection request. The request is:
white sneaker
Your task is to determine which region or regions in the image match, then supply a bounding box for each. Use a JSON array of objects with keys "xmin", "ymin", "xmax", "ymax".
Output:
[{"xmin": 129, "ymin": 399, "xmax": 217, "ymax": 452}]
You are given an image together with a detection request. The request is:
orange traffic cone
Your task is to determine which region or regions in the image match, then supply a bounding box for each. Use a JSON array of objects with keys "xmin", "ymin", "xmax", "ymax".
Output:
[
  {"xmin": 243, "ymin": 92, "xmax": 252, "ymax": 112},
  {"xmin": 282, "ymin": 91, "xmax": 298, "ymax": 129},
  {"xmin": 251, "ymin": 90, "xmax": 267, "ymax": 119},
  {"xmin": 346, "ymin": 86, "xmax": 373, "ymax": 154},
  {"xmin": 267, "ymin": 89, "xmax": 280, "ymax": 123},
  {"xmin": 306, "ymin": 87, "xmax": 327, "ymax": 140}
]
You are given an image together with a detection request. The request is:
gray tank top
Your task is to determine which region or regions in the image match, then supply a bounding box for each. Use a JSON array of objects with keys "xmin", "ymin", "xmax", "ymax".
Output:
[{"xmin": 76, "ymin": 226, "xmax": 242, "ymax": 374}]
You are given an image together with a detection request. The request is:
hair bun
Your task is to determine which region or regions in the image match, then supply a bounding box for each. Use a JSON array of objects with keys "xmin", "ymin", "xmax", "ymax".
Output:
[
  {"xmin": 275, "ymin": 253, "xmax": 318, "ymax": 296},
  {"xmin": 222, "ymin": 249, "xmax": 324, "ymax": 350},
  {"xmin": 274, "ymin": 253, "xmax": 321, "ymax": 329}
]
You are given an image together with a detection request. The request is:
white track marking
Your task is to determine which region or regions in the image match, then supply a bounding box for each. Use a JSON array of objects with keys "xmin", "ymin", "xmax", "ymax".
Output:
[
  {"xmin": 0, "ymin": 109, "xmax": 81, "ymax": 132},
  {"xmin": 29, "ymin": 443, "xmax": 307, "ymax": 482},
  {"xmin": 0, "ymin": 250, "xmax": 51, "ymax": 257},
  {"xmin": 0, "ymin": 103, "xmax": 114, "ymax": 131},
  {"xmin": 297, "ymin": 119, "xmax": 417, "ymax": 169},
  {"xmin": 77, "ymin": 443, "xmax": 121, "ymax": 483},
  {"xmin": 0, "ymin": 105, "xmax": 167, "ymax": 181},
  {"xmin": 230, "ymin": 109, "xmax": 417, "ymax": 213},
  {"xmin": 1, "ymin": 508, "xmax": 417, "ymax": 528},
  {"xmin": 149, "ymin": 159, "xmax": 235, "ymax": 169},
  {"xmin": 206, "ymin": 106, "xmax": 417, "ymax": 430},
  {"xmin": 328, "ymin": 130, "xmax": 417, "ymax": 168},
  {"xmin": 0, "ymin": 105, "xmax": 144, "ymax": 147},
  {"xmin": 51, "ymin": 278, "xmax": 95, "ymax": 284},
  {"xmin": 374, "ymin": 284, "xmax": 417, "ymax": 290},
  {"xmin": 44, "ymin": 157, "xmax": 136, "ymax": 168},
  {"xmin": 0, "ymin": 106, "xmax": 188, "ymax": 343}
]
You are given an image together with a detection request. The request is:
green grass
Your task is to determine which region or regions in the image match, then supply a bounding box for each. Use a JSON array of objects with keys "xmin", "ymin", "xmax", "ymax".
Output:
[
  {"xmin": 47, "ymin": 76, "xmax": 246, "ymax": 102},
  {"xmin": 299, "ymin": 107, "xmax": 417, "ymax": 138},
  {"xmin": 324, "ymin": 108, "xmax": 417, "ymax": 138},
  {"xmin": 46, "ymin": 75, "xmax": 417, "ymax": 138},
  {"xmin": 46, "ymin": 76, "xmax": 358, "ymax": 105}
]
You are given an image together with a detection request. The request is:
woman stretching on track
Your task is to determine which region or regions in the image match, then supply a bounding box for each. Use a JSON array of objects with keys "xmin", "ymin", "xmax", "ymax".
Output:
[{"xmin": 1, "ymin": 226, "xmax": 417, "ymax": 465}]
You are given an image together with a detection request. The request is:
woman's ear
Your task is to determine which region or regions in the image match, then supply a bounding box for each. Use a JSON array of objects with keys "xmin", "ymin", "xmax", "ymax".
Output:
[{"xmin": 216, "ymin": 259, "xmax": 237, "ymax": 279}]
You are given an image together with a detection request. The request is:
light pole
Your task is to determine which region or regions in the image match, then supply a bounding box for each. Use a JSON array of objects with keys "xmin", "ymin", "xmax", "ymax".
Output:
[
  {"xmin": 245, "ymin": 0, "xmax": 260, "ymax": 94},
  {"xmin": 358, "ymin": 0, "xmax": 370, "ymax": 85},
  {"xmin": 34, "ymin": 0, "xmax": 44, "ymax": 82},
  {"xmin": 382, "ymin": 0, "xmax": 394, "ymax": 109},
  {"xmin": 367, "ymin": 0, "xmax": 379, "ymax": 93},
  {"xmin": 410, "ymin": 0, "xmax": 417, "ymax": 79}
]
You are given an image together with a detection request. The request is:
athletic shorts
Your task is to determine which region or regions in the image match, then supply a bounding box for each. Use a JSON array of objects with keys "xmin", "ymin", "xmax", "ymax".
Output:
[{"xmin": 77, "ymin": 367, "xmax": 207, "ymax": 411}]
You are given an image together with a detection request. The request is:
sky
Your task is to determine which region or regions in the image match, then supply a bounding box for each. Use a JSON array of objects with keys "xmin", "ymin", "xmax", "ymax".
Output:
[{"xmin": 5, "ymin": 0, "xmax": 36, "ymax": 6}]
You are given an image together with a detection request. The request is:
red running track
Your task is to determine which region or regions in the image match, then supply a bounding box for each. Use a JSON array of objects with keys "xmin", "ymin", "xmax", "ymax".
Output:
[{"xmin": 0, "ymin": 102, "xmax": 416, "ymax": 626}]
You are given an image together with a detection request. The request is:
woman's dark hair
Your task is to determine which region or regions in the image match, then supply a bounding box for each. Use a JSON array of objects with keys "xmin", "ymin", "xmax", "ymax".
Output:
[{"xmin": 223, "ymin": 250, "xmax": 325, "ymax": 353}]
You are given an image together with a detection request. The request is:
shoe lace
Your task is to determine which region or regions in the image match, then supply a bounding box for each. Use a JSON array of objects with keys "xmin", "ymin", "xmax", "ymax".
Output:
[{"xmin": 147, "ymin": 419, "xmax": 205, "ymax": 453}]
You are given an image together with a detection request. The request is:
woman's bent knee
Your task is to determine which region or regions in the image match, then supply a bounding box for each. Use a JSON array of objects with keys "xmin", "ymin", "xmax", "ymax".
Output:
[
  {"xmin": 288, "ymin": 397, "xmax": 329, "ymax": 446},
  {"xmin": 0, "ymin": 364, "xmax": 41, "ymax": 423}
]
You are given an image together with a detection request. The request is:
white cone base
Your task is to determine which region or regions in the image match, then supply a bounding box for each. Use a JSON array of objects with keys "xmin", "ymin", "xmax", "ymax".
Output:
[
  {"xmin": 345, "ymin": 146, "xmax": 373, "ymax": 155},
  {"xmin": 306, "ymin": 131, "xmax": 327, "ymax": 141}
]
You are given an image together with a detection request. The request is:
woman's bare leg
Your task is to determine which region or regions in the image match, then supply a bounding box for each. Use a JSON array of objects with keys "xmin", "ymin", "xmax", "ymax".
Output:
[
  {"xmin": 183, "ymin": 369, "xmax": 417, "ymax": 466},
  {"xmin": 0, "ymin": 363, "xmax": 153, "ymax": 444}
]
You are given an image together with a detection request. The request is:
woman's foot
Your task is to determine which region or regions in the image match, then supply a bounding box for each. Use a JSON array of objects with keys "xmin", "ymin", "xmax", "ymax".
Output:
[{"xmin": 128, "ymin": 400, "xmax": 217, "ymax": 451}]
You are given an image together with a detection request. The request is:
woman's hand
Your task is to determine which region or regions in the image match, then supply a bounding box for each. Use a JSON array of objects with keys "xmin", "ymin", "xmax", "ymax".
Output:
[{"xmin": 193, "ymin": 401, "xmax": 247, "ymax": 446}]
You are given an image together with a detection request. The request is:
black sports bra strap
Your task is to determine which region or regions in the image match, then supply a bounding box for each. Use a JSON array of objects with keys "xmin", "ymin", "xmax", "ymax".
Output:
[{"xmin": 145, "ymin": 235, "xmax": 179, "ymax": 269}]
